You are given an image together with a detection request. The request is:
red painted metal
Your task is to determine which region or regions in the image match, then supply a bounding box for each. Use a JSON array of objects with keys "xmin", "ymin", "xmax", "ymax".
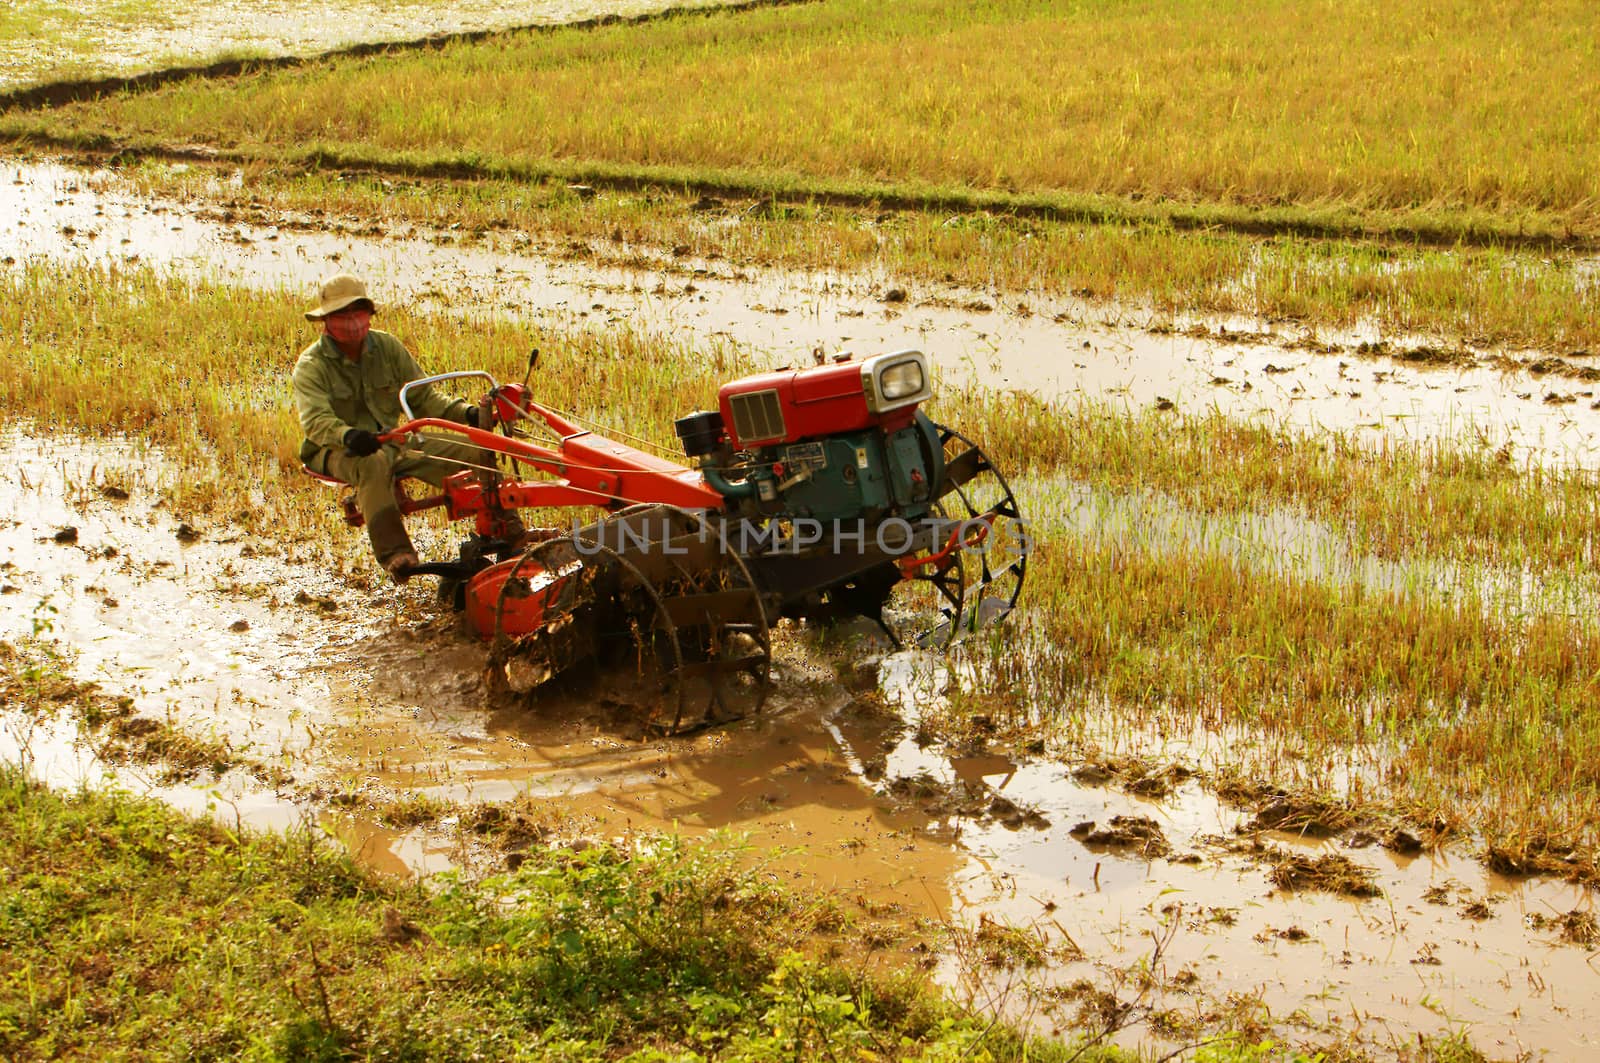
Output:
[
  {"xmin": 716, "ymin": 362, "xmax": 874, "ymax": 447},
  {"xmin": 714, "ymin": 358, "xmax": 925, "ymax": 448},
  {"xmin": 385, "ymin": 417, "xmax": 723, "ymax": 518},
  {"xmin": 464, "ymin": 555, "xmax": 566, "ymax": 638},
  {"xmin": 898, "ymin": 518, "xmax": 990, "ymax": 579}
]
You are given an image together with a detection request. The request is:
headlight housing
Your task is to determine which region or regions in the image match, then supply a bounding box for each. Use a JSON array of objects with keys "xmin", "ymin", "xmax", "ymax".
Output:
[{"xmin": 862, "ymin": 350, "xmax": 932, "ymax": 413}]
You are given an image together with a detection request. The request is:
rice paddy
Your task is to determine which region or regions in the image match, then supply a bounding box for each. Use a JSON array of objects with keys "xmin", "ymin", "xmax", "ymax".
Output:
[
  {"xmin": 4, "ymin": 259, "xmax": 1599, "ymax": 849},
  {"xmin": 6, "ymin": 0, "xmax": 1600, "ymax": 1055}
]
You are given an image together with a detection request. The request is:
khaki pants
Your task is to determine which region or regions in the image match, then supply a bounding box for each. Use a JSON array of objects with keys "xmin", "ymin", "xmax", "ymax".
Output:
[{"xmin": 315, "ymin": 433, "xmax": 491, "ymax": 566}]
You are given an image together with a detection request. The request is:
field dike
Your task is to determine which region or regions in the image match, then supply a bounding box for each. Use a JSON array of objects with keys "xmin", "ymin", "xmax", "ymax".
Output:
[{"xmin": 3, "ymin": 427, "xmax": 1599, "ymax": 1060}]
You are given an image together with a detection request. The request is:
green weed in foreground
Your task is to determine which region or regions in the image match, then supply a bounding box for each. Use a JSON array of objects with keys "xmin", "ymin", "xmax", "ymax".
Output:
[
  {"xmin": 8, "ymin": 0, "xmax": 1600, "ymax": 244},
  {"xmin": 0, "ymin": 758, "xmax": 1121, "ymax": 1061}
]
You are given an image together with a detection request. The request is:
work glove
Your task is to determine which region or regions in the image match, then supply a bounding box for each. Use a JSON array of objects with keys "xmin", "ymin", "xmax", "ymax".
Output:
[
  {"xmin": 465, "ymin": 399, "xmax": 497, "ymax": 431},
  {"xmin": 343, "ymin": 428, "xmax": 382, "ymax": 457}
]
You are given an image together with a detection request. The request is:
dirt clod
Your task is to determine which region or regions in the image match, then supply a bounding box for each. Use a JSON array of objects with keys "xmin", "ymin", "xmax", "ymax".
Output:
[
  {"xmin": 1485, "ymin": 833, "xmax": 1598, "ymax": 886},
  {"xmin": 459, "ymin": 797, "xmax": 555, "ymax": 849},
  {"xmin": 1071, "ymin": 815, "xmax": 1171, "ymax": 859},
  {"xmin": 53, "ymin": 526, "xmax": 79, "ymax": 544},
  {"xmin": 1529, "ymin": 909, "xmax": 1600, "ymax": 946},
  {"xmin": 1265, "ymin": 848, "xmax": 1381, "ymax": 898},
  {"xmin": 1246, "ymin": 794, "xmax": 1354, "ymax": 837},
  {"xmin": 1383, "ymin": 828, "xmax": 1423, "ymax": 855}
]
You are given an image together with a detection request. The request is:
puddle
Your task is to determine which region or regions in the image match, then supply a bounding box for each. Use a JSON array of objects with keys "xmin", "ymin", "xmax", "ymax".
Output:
[
  {"xmin": 2, "ymin": 428, "xmax": 1598, "ymax": 1056},
  {"xmin": 7, "ymin": 158, "xmax": 1600, "ymax": 467},
  {"xmin": 0, "ymin": 0, "xmax": 737, "ymax": 91}
]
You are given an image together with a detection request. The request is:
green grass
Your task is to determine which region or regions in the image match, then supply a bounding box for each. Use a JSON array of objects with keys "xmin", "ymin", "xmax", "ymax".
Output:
[
  {"xmin": 1, "ymin": 755, "xmax": 1124, "ymax": 1061},
  {"xmin": 11, "ymin": 0, "xmax": 1600, "ymax": 349}
]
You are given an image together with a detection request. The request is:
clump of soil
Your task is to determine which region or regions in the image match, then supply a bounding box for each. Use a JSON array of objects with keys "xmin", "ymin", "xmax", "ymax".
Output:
[
  {"xmin": 1486, "ymin": 833, "xmax": 1600, "ymax": 887},
  {"xmin": 1525, "ymin": 355, "xmax": 1600, "ymax": 382},
  {"xmin": 377, "ymin": 793, "xmax": 452, "ymax": 829},
  {"xmin": 459, "ymin": 795, "xmax": 558, "ymax": 850},
  {"xmin": 1, "ymin": 641, "xmax": 234, "ymax": 783},
  {"xmin": 964, "ymin": 913, "xmax": 1055, "ymax": 969},
  {"xmin": 1263, "ymin": 847, "xmax": 1381, "ymax": 898},
  {"xmin": 1243, "ymin": 794, "xmax": 1357, "ymax": 837},
  {"xmin": 1070, "ymin": 815, "xmax": 1171, "ymax": 859},
  {"xmin": 1217, "ymin": 773, "xmax": 1433, "ymax": 856},
  {"xmin": 1528, "ymin": 909, "xmax": 1600, "ymax": 947},
  {"xmin": 885, "ymin": 773, "xmax": 1048, "ymax": 829},
  {"xmin": 97, "ymin": 713, "xmax": 238, "ymax": 783},
  {"xmin": 1071, "ymin": 754, "xmax": 1194, "ymax": 798}
]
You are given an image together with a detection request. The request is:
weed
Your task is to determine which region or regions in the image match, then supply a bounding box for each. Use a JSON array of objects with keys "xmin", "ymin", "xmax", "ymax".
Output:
[{"xmin": 0, "ymin": 769, "xmax": 1090, "ymax": 1060}]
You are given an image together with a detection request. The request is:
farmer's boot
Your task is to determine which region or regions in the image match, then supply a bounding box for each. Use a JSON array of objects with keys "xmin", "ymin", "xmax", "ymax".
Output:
[{"xmin": 367, "ymin": 506, "xmax": 419, "ymax": 584}]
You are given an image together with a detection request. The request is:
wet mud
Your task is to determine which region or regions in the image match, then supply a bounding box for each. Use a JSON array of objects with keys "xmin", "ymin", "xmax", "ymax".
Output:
[
  {"xmin": 3, "ymin": 431, "xmax": 1599, "ymax": 1057},
  {"xmin": 8, "ymin": 158, "xmax": 1600, "ymax": 467}
]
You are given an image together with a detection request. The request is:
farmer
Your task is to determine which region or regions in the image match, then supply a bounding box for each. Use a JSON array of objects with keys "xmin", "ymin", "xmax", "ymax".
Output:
[{"xmin": 292, "ymin": 273, "xmax": 487, "ymax": 583}]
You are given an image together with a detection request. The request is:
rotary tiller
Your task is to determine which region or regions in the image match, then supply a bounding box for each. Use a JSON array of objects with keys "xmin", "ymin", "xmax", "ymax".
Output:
[{"xmin": 309, "ymin": 349, "xmax": 1029, "ymax": 733}]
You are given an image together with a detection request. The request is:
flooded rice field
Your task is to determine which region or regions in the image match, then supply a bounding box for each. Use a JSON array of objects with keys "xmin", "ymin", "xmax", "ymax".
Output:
[
  {"xmin": 8, "ymin": 158, "xmax": 1600, "ymax": 467},
  {"xmin": 0, "ymin": 0, "xmax": 734, "ymax": 90},
  {"xmin": 4, "ymin": 431, "xmax": 1598, "ymax": 1058},
  {"xmin": 6, "ymin": 146, "xmax": 1600, "ymax": 1056}
]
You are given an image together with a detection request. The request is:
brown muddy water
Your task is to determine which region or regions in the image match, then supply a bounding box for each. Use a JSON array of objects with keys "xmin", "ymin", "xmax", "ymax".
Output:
[
  {"xmin": 0, "ymin": 0, "xmax": 734, "ymax": 90},
  {"xmin": 3, "ymin": 431, "xmax": 1598, "ymax": 1058},
  {"xmin": 8, "ymin": 158, "xmax": 1600, "ymax": 469}
]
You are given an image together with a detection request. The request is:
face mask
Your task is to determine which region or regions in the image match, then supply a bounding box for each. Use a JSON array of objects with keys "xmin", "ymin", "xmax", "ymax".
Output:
[{"xmin": 324, "ymin": 309, "xmax": 372, "ymax": 350}]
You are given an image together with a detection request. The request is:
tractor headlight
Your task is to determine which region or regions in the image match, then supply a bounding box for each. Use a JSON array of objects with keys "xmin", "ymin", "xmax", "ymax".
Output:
[
  {"xmin": 862, "ymin": 350, "xmax": 932, "ymax": 413},
  {"xmin": 879, "ymin": 360, "xmax": 925, "ymax": 400}
]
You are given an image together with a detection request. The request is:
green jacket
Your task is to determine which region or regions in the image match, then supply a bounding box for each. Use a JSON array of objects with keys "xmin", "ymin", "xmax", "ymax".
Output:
[{"xmin": 292, "ymin": 329, "xmax": 469, "ymax": 463}]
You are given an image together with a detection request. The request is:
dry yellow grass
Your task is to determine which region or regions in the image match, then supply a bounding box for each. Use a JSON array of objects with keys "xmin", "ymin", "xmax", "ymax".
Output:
[{"xmin": 7, "ymin": 0, "xmax": 1598, "ymax": 236}]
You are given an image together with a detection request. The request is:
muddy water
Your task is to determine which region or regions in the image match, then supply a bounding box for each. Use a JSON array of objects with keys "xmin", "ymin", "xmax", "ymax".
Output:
[
  {"xmin": 2, "ymin": 431, "xmax": 1597, "ymax": 1056},
  {"xmin": 7, "ymin": 159, "xmax": 1600, "ymax": 467},
  {"xmin": 0, "ymin": 0, "xmax": 734, "ymax": 90}
]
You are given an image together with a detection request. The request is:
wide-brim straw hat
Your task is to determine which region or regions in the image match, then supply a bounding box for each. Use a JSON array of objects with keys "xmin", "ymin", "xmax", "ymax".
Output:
[{"xmin": 305, "ymin": 273, "xmax": 377, "ymax": 321}]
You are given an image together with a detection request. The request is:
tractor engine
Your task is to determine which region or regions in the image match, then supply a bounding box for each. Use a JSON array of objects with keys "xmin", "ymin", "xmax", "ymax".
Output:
[{"xmin": 674, "ymin": 350, "xmax": 944, "ymax": 523}]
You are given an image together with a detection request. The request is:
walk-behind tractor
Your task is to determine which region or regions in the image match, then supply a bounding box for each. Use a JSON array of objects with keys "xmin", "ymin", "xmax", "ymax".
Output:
[{"xmin": 309, "ymin": 349, "xmax": 1029, "ymax": 733}]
